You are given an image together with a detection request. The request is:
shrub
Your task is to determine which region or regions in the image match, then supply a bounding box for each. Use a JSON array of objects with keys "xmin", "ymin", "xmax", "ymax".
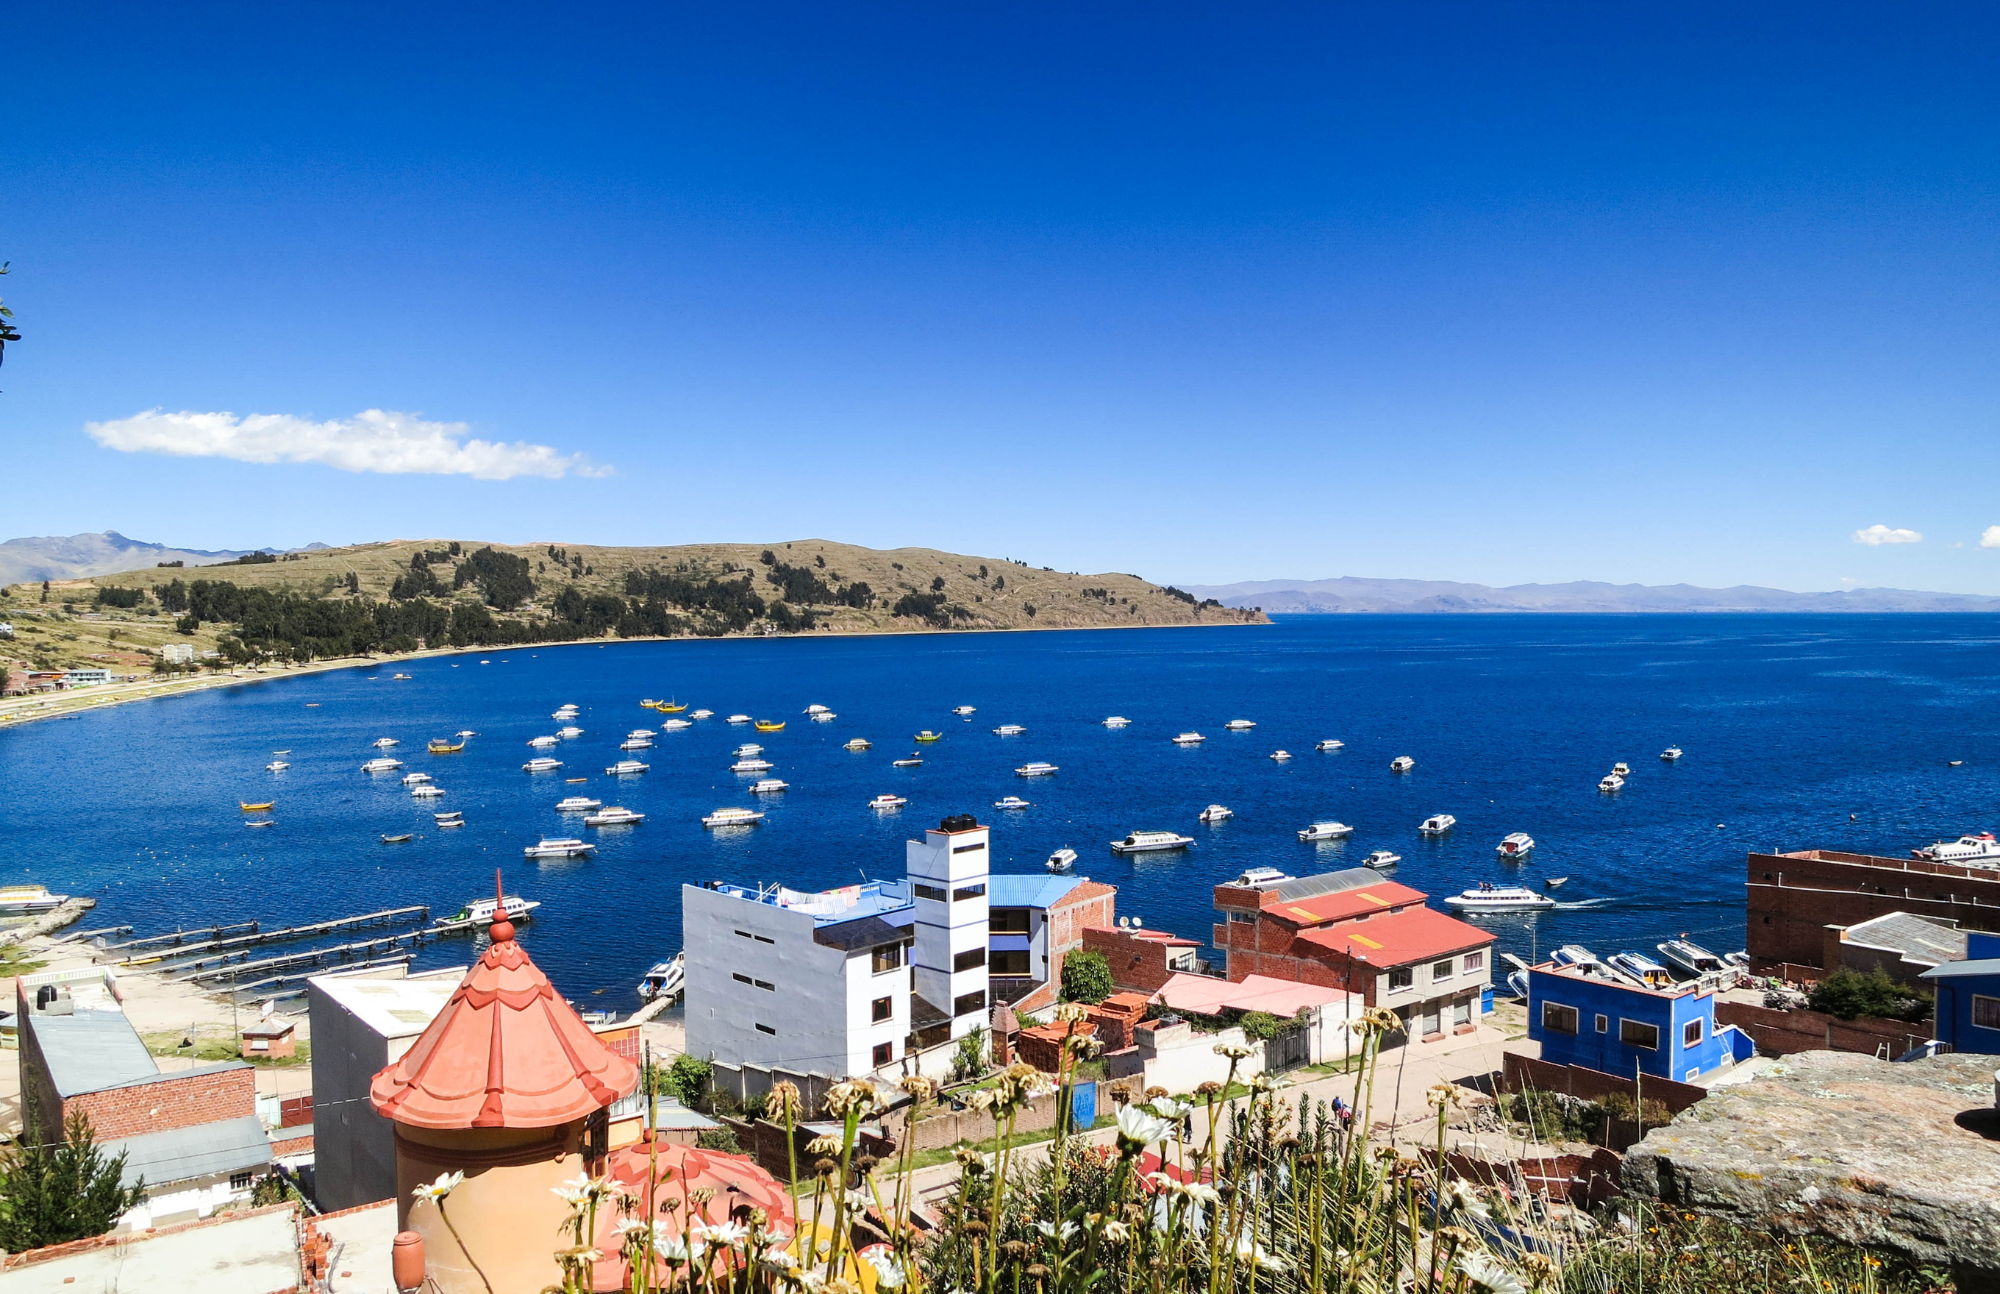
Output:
[
  {"xmin": 951, "ymin": 1026, "xmax": 987, "ymax": 1083},
  {"xmin": 661, "ymin": 1055, "xmax": 712, "ymax": 1109},
  {"xmin": 1808, "ymin": 967, "xmax": 1931, "ymax": 1022},
  {"xmin": 1058, "ymin": 950, "xmax": 1112, "ymax": 1004},
  {"xmin": 1238, "ymin": 1011, "xmax": 1281, "ymax": 1040},
  {"xmin": 93, "ymin": 586, "xmax": 142, "ymax": 608},
  {"xmin": 0, "ymin": 1111, "xmax": 144, "ymax": 1251}
]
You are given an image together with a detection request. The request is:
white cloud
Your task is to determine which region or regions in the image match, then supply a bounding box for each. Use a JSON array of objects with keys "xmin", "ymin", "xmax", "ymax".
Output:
[
  {"xmin": 1852, "ymin": 524, "xmax": 1922, "ymax": 546},
  {"xmin": 1981, "ymin": 526, "xmax": 2000, "ymax": 549},
  {"xmin": 84, "ymin": 408, "xmax": 609, "ymax": 481}
]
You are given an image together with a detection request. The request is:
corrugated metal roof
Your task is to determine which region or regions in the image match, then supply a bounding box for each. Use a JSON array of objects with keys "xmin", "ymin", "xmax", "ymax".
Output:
[
  {"xmin": 102, "ymin": 1115, "xmax": 271, "ymax": 1190},
  {"xmin": 1844, "ymin": 911, "xmax": 1967, "ymax": 966},
  {"xmin": 1260, "ymin": 868, "xmax": 1385, "ymax": 903},
  {"xmin": 27, "ymin": 1010, "xmax": 158, "ymax": 1096},
  {"xmin": 988, "ymin": 873, "xmax": 1085, "ymax": 910},
  {"xmin": 1296, "ymin": 906, "xmax": 1495, "ymax": 965},
  {"xmin": 1920, "ymin": 957, "xmax": 2000, "ymax": 979}
]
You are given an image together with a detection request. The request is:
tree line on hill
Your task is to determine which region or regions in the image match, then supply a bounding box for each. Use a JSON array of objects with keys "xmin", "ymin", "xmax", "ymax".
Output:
[{"xmin": 128, "ymin": 545, "xmax": 966, "ymax": 660}]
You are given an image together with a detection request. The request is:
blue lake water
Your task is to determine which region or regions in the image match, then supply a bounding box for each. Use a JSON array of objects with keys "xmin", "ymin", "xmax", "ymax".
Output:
[{"xmin": 4, "ymin": 614, "xmax": 1998, "ymax": 1004}]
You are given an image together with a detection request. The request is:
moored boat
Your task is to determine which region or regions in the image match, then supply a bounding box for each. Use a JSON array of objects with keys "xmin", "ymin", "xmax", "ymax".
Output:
[
  {"xmin": 1102, "ymin": 716, "xmax": 1131, "ymax": 727},
  {"xmin": 1171, "ymin": 732, "xmax": 1205, "ymax": 746},
  {"xmin": 994, "ymin": 795, "xmax": 1032, "ymax": 810},
  {"xmin": 1269, "ymin": 750, "xmax": 1292, "ymax": 761},
  {"xmin": 1298, "ymin": 821, "xmax": 1353, "ymax": 841},
  {"xmin": 524, "ymin": 837, "xmax": 594, "ymax": 859},
  {"xmin": 1111, "ymin": 830, "xmax": 1194, "ymax": 854},
  {"xmin": 528, "ymin": 735, "xmax": 560, "ymax": 748},
  {"xmin": 953, "ymin": 705, "xmax": 977, "ymax": 716},
  {"xmin": 522, "ymin": 757, "xmax": 564, "ymax": 772},
  {"xmin": 373, "ymin": 737, "xmax": 400, "ymax": 748},
  {"xmin": 1223, "ymin": 719, "xmax": 1255, "ymax": 731},
  {"xmin": 265, "ymin": 761, "xmax": 290, "ymax": 771},
  {"xmin": 1046, "ymin": 847, "xmax": 1078, "ymax": 873},
  {"xmin": 891, "ymin": 755, "xmax": 923, "ymax": 767},
  {"xmin": 868, "ymin": 793, "xmax": 907, "ymax": 810},
  {"xmin": 638, "ymin": 953, "xmax": 686, "ymax": 1001},
  {"xmin": 361, "ymin": 758, "xmax": 404, "ymax": 773},
  {"xmin": 702, "ymin": 807, "xmax": 764, "ymax": 829},
  {"xmin": 1607, "ymin": 950, "xmax": 1675, "ymax": 989},
  {"xmin": 1497, "ymin": 832, "xmax": 1535, "ymax": 858},
  {"xmin": 240, "ymin": 800, "xmax": 276, "ymax": 812},
  {"xmin": 0, "ymin": 885, "xmax": 68, "ymax": 914},
  {"xmin": 749, "ymin": 778, "xmax": 789, "ymax": 794},
  {"xmin": 1419, "ymin": 814, "xmax": 1456, "ymax": 835},
  {"xmin": 428, "ymin": 739, "xmax": 465, "ymax": 753},
  {"xmin": 411, "ymin": 785, "xmax": 445, "ymax": 799},
  {"xmin": 1598, "ymin": 773, "xmax": 1624, "ymax": 792},
  {"xmin": 1361, "ymin": 849, "xmax": 1401, "ymax": 870},
  {"xmin": 913, "ymin": 730, "xmax": 943, "ymax": 743},
  {"xmin": 556, "ymin": 796, "xmax": 603, "ymax": 812},
  {"xmin": 1015, "ymin": 761, "xmax": 1059, "ymax": 777},
  {"xmin": 992, "ymin": 724, "xmax": 1026, "ymax": 736},
  {"xmin": 1317, "ymin": 739, "xmax": 1344, "ymax": 751},
  {"xmin": 434, "ymin": 895, "xmax": 540, "ymax": 933},
  {"xmin": 605, "ymin": 760, "xmax": 650, "ymax": 775},
  {"xmin": 844, "ymin": 738, "xmax": 872, "ymax": 751},
  {"xmin": 583, "ymin": 806, "xmax": 644, "ymax": 827},
  {"xmin": 1198, "ymin": 804, "xmax": 1233, "ymax": 823},
  {"xmin": 754, "ymin": 719, "xmax": 785, "ymax": 732},
  {"xmin": 403, "ymin": 772, "xmax": 432, "ymax": 785},
  {"xmin": 1660, "ymin": 746, "xmax": 1683, "ymax": 761},
  {"xmin": 727, "ymin": 714, "xmax": 752, "ymax": 724},
  {"xmin": 381, "ymin": 833, "xmax": 414, "ymax": 844},
  {"xmin": 730, "ymin": 758, "xmax": 774, "ymax": 773},
  {"xmin": 734, "ymin": 743, "xmax": 764, "ymax": 756},
  {"xmin": 1390, "ymin": 756, "xmax": 1415, "ymax": 772}
]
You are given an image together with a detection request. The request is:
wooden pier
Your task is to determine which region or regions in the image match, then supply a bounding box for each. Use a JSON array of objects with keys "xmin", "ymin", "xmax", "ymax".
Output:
[
  {"xmin": 104, "ymin": 922, "xmax": 261, "ymax": 956},
  {"xmin": 115, "ymin": 906, "xmax": 429, "ymax": 967},
  {"xmin": 166, "ymin": 930, "xmax": 437, "ymax": 984},
  {"xmin": 225, "ymin": 953, "xmax": 417, "ymax": 996}
]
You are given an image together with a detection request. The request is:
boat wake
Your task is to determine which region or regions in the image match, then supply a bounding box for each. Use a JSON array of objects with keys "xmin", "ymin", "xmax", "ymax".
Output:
[{"xmin": 1550, "ymin": 898, "xmax": 1617, "ymax": 910}]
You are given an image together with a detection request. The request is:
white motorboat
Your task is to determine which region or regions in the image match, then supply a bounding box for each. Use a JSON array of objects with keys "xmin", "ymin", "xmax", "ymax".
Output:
[
  {"xmin": 810, "ymin": 711, "xmax": 837, "ymax": 722},
  {"xmin": 702, "ymin": 807, "xmax": 765, "ymax": 829},
  {"xmin": 1198, "ymin": 804, "xmax": 1233, "ymax": 823},
  {"xmin": 1543, "ymin": 876, "xmax": 1569, "ymax": 888},
  {"xmin": 845, "ymin": 738, "xmax": 872, "ymax": 751},
  {"xmin": 0, "ymin": 885, "xmax": 68, "ymax": 915},
  {"xmin": 1361, "ymin": 849, "xmax": 1401, "ymax": 870},
  {"xmin": 731, "ymin": 758, "xmax": 774, "ymax": 773},
  {"xmin": 1103, "ymin": 716, "xmax": 1131, "ymax": 727},
  {"xmin": 1419, "ymin": 814, "xmax": 1456, "ymax": 835},
  {"xmin": 1390, "ymin": 756, "xmax": 1415, "ymax": 772},
  {"xmin": 1661, "ymin": 746, "xmax": 1683, "ymax": 761},
  {"xmin": 994, "ymin": 795, "xmax": 1033, "ymax": 810},
  {"xmin": 1598, "ymin": 773, "xmax": 1624, "ymax": 792},
  {"xmin": 1723, "ymin": 950, "xmax": 1752, "ymax": 969},
  {"xmin": 437, "ymin": 817, "xmax": 464, "ymax": 828},
  {"xmin": 1171, "ymin": 732, "xmax": 1205, "ymax": 746},
  {"xmin": 690, "ymin": 710, "xmax": 713, "ymax": 719},
  {"xmin": 1611, "ymin": 762, "xmax": 1631, "ymax": 778},
  {"xmin": 1506, "ymin": 969, "xmax": 1531, "ymax": 998},
  {"xmin": 620, "ymin": 739, "xmax": 654, "ymax": 750},
  {"xmin": 412, "ymin": 785, "xmax": 446, "ymax": 799},
  {"xmin": 555, "ymin": 796, "xmax": 602, "ymax": 812},
  {"xmin": 638, "ymin": 953, "xmax": 686, "ymax": 1001},
  {"xmin": 403, "ymin": 772, "xmax": 433, "ymax": 785},
  {"xmin": 1269, "ymin": 750, "xmax": 1292, "ymax": 761},
  {"xmin": 265, "ymin": 761, "xmax": 290, "ymax": 771},
  {"xmin": 606, "ymin": 760, "xmax": 650, "ymax": 775},
  {"xmin": 434, "ymin": 895, "xmax": 540, "ymax": 932},
  {"xmin": 373, "ymin": 737, "xmax": 400, "ymax": 748},
  {"xmin": 805, "ymin": 704, "xmax": 833, "ymax": 715},
  {"xmin": 1443, "ymin": 884, "xmax": 1556, "ymax": 913},
  {"xmin": 1015, "ymin": 761, "xmax": 1059, "ymax": 777},
  {"xmin": 361, "ymin": 757, "xmax": 404, "ymax": 773},
  {"xmin": 662, "ymin": 718, "xmax": 693, "ymax": 730},
  {"xmin": 524, "ymin": 838, "xmax": 594, "ymax": 859},
  {"xmin": 1497, "ymin": 832, "xmax": 1535, "ymax": 858},
  {"xmin": 891, "ymin": 755, "xmax": 923, "ymax": 768},
  {"xmin": 868, "ymin": 793, "xmax": 908, "ymax": 810},
  {"xmin": 953, "ymin": 705, "xmax": 977, "ymax": 716},
  {"xmin": 1607, "ymin": 951, "xmax": 1674, "ymax": 989},
  {"xmin": 1914, "ymin": 832, "xmax": 2000, "ymax": 864},
  {"xmin": 993, "ymin": 724, "xmax": 1027, "ymax": 736},
  {"xmin": 1550, "ymin": 944, "xmax": 1599, "ymax": 967},
  {"xmin": 434, "ymin": 809, "xmax": 463, "ymax": 820},
  {"xmin": 749, "ymin": 778, "xmax": 789, "ymax": 794},
  {"xmin": 1298, "ymin": 821, "xmax": 1353, "ymax": 841},
  {"xmin": 528, "ymin": 736, "xmax": 560, "ymax": 748},
  {"xmin": 455, "ymin": 729, "xmax": 477, "ymax": 738},
  {"xmin": 557, "ymin": 726, "xmax": 584, "ymax": 739},
  {"xmin": 523, "ymin": 757, "xmax": 564, "ymax": 772},
  {"xmin": 734, "ymin": 743, "xmax": 764, "ymax": 757},
  {"xmin": 1111, "ymin": 830, "xmax": 1194, "ymax": 854},
  {"xmin": 1317, "ymin": 739, "xmax": 1344, "ymax": 751},
  {"xmin": 1046, "ymin": 847, "xmax": 1078, "ymax": 873},
  {"xmin": 584, "ymin": 806, "xmax": 644, "ymax": 827},
  {"xmin": 1224, "ymin": 719, "xmax": 1256, "ymax": 731},
  {"xmin": 1656, "ymin": 938, "xmax": 1727, "ymax": 978},
  {"xmin": 553, "ymin": 705, "xmax": 579, "ymax": 716},
  {"xmin": 727, "ymin": 714, "xmax": 752, "ymax": 724}
]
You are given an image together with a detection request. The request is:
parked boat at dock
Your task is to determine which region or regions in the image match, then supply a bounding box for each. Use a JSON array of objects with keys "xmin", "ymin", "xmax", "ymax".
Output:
[
  {"xmin": 1656, "ymin": 938, "xmax": 1728, "ymax": 978},
  {"xmin": 0, "ymin": 885, "xmax": 68, "ymax": 915},
  {"xmin": 638, "ymin": 953, "xmax": 685, "ymax": 1001},
  {"xmin": 1913, "ymin": 832, "xmax": 2000, "ymax": 864},
  {"xmin": 1607, "ymin": 950, "xmax": 1674, "ymax": 988},
  {"xmin": 433, "ymin": 895, "xmax": 540, "ymax": 933}
]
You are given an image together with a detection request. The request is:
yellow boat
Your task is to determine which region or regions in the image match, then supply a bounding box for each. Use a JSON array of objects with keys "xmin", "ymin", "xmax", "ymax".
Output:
[
  {"xmin": 913, "ymin": 730, "xmax": 943, "ymax": 743},
  {"xmin": 428, "ymin": 739, "xmax": 465, "ymax": 753},
  {"xmin": 754, "ymin": 719, "xmax": 785, "ymax": 732},
  {"xmin": 660, "ymin": 700, "xmax": 689, "ymax": 714},
  {"xmin": 239, "ymin": 801, "xmax": 275, "ymax": 812},
  {"xmin": 640, "ymin": 698, "xmax": 661, "ymax": 708}
]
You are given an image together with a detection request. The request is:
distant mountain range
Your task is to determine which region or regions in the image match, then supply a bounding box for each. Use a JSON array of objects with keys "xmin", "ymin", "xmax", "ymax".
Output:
[
  {"xmin": 1176, "ymin": 576, "xmax": 2000, "ymax": 614},
  {"xmin": 0, "ymin": 531, "xmax": 328, "ymax": 585}
]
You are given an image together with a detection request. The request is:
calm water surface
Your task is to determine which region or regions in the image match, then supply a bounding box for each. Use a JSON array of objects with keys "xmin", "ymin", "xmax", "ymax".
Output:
[{"xmin": 4, "ymin": 615, "xmax": 1997, "ymax": 1003}]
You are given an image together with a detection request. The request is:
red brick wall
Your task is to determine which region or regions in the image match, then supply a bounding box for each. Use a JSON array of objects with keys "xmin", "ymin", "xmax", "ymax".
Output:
[
  {"xmin": 1746, "ymin": 850, "xmax": 2000, "ymax": 973},
  {"xmin": 1501, "ymin": 1053, "xmax": 1708, "ymax": 1117},
  {"xmin": 1046, "ymin": 887, "xmax": 1116, "ymax": 983},
  {"xmin": 1714, "ymin": 1002, "xmax": 1933, "ymax": 1058},
  {"xmin": 1016, "ymin": 1021, "xmax": 1095, "ymax": 1073},
  {"xmin": 1426, "ymin": 1147, "xmax": 1624, "ymax": 1208},
  {"xmin": 66, "ymin": 1065, "xmax": 258, "ymax": 1142},
  {"xmin": 1082, "ymin": 927, "xmax": 1184, "ymax": 995}
]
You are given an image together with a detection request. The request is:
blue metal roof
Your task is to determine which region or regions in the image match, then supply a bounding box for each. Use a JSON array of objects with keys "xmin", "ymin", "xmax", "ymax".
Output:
[
  {"xmin": 28, "ymin": 1010, "xmax": 159, "ymax": 1097},
  {"xmin": 987, "ymin": 873, "xmax": 1084, "ymax": 910},
  {"xmin": 1919, "ymin": 957, "xmax": 2000, "ymax": 979}
]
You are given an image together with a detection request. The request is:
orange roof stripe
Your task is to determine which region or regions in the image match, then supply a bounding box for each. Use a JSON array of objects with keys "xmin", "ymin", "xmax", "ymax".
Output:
[{"xmin": 1260, "ymin": 879, "xmax": 1428, "ymax": 926}]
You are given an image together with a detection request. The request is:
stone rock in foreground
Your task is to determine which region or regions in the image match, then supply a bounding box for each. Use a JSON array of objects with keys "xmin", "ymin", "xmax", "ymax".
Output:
[{"xmin": 1623, "ymin": 1050, "xmax": 2000, "ymax": 1289}]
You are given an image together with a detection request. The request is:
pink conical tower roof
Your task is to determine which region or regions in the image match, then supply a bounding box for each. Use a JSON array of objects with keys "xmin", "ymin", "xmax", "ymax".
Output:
[{"xmin": 371, "ymin": 878, "xmax": 639, "ymax": 1129}]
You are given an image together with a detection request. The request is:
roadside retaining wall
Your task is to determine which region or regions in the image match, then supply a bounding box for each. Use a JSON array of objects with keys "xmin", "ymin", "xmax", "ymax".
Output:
[{"xmin": 1714, "ymin": 1002, "xmax": 1932, "ymax": 1059}]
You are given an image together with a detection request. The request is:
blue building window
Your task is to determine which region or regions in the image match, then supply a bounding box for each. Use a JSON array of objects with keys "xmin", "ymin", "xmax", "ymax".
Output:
[
  {"xmin": 1619, "ymin": 1019, "xmax": 1659, "ymax": 1050},
  {"xmin": 1542, "ymin": 1002, "xmax": 1578, "ymax": 1034},
  {"xmin": 1683, "ymin": 1019, "xmax": 1703, "ymax": 1047},
  {"xmin": 1975, "ymin": 995, "xmax": 2000, "ymax": 1030}
]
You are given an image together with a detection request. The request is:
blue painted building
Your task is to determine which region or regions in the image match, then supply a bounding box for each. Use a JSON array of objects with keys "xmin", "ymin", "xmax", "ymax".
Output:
[
  {"xmin": 1919, "ymin": 929, "xmax": 2000, "ymax": 1055},
  {"xmin": 1528, "ymin": 963, "xmax": 1755, "ymax": 1083}
]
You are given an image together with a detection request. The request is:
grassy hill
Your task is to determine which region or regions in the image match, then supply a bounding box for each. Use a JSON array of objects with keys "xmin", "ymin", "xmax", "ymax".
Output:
[{"xmin": 2, "ymin": 538, "xmax": 1262, "ymax": 673}]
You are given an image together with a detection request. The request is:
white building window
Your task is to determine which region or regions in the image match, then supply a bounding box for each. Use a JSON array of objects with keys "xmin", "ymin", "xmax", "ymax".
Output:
[
  {"xmin": 1541, "ymin": 1002, "xmax": 1579, "ymax": 1034},
  {"xmin": 1430, "ymin": 959, "xmax": 1453, "ymax": 982},
  {"xmin": 1462, "ymin": 951, "xmax": 1484, "ymax": 972}
]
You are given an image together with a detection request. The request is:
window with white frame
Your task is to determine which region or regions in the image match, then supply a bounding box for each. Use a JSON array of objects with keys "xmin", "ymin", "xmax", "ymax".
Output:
[
  {"xmin": 1541, "ymin": 1002, "xmax": 1579, "ymax": 1034},
  {"xmin": 1974, "ymin": 994, "xmax": 2000, "ymax": 1030},
  {"xmin": 1620, "ymin": 1018, "xmax": 1660, "ymax": 1050},
  {"xmin": 1462, "ymin": 951, "xmax": 1484, "ymax": 973},
  {"xmin": 1431, "ymin": 958, "xmax": 1454, "ymax": 982},
  {"xmin": 1683, "ymin": 1018, "xmax": 1703, "ymax": 1047}
]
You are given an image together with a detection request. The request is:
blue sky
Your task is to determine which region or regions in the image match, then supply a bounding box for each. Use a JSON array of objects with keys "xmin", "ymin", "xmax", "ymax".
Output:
[{"xmin": 5, "ymin": 3, "xmax": 2000, "ymax": 591}]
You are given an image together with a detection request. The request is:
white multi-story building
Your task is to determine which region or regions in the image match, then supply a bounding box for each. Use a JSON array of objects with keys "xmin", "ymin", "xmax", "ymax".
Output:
[
  {"xmin": 684, "ymin": 814, "xmax": 1000, "ymax": 1086},
  {"xmin": 159, "ymin": 642, "xmax": 196, "ymax": 664}
]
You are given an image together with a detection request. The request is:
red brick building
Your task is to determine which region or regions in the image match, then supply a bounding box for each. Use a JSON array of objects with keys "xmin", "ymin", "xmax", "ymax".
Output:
[
  {"xmin": 1747, "ymin": 849, "xmax": 2000, "ymax": 977},
  {"xmin": 1210, "ymin": 868, "xmax": 1494, "ymax": 1041},
  {"xmin": 989, "ymin": 874, "xmax": 1116, "ymax": 1013},
  {"xmin": 1082, "ymin": 924, "xmax": 1207, "ymax": 995}
]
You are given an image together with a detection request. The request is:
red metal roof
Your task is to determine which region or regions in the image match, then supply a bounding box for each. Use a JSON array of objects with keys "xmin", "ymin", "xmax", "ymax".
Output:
[
  {"xmin": 369, "ymin": 922, "xmax": 639, "ymax": 1130},
  {"xmin": 1262, "ymin": 880, "xmax": 1427, "ymax": 926},
  {"xmin": 1294, "ymin": 905, "xmax": 1494, "ymax": 967}
]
